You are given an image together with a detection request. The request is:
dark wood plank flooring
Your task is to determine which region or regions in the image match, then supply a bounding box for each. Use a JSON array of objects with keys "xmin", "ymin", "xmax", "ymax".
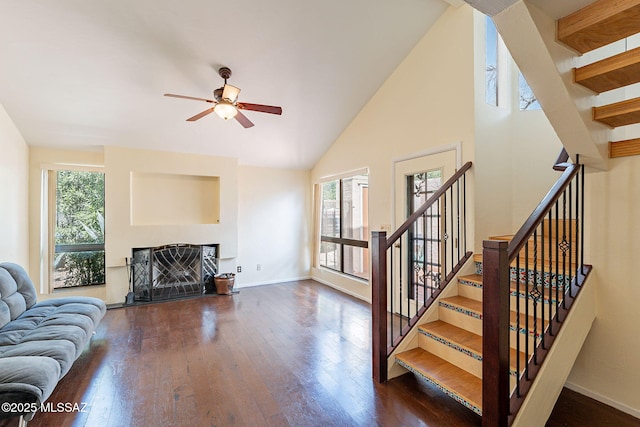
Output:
[{"xmin": 0, "ymin": 280, "xmax": 637, "ymax": 426}]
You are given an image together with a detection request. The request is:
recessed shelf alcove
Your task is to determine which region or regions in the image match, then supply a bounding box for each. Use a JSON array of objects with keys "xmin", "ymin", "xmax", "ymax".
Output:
[{"xmin": 130, "ymin": 172, "xmax": 220, "ymax": 226}]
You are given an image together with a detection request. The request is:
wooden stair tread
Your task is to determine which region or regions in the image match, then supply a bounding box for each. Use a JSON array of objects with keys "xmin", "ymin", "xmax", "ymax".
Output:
[
  {"xmin": 419, "ymin": 320, "xmax": 527, "ymax": 373},
  {"xmin": 574, "ymin": 46, "xmax": 640, "ymax": 93},
  {"xmin": 458, "ymin": 273, "xmax": 483, "ymax": 286},
  {"xmin": 557, "ymin": 0, "xmax": 640, "ymax": 54},
  {"xmin": 593, "ymin": 97, "xmax": 640, "ymax": 128},
  {"xmin": 395, "ymin": 347, "xmax": 482, "ymax": 413},
  {"xmin": 440, "ymin": 296, "xmax": 482, "ymax": 315},
  {"xmin": 609, "ymin": 138, "xmax": 640, "ymax": 158},
  {"xmin": 420, "ymin": 320, "xmax": 483, "ymax": 355}
]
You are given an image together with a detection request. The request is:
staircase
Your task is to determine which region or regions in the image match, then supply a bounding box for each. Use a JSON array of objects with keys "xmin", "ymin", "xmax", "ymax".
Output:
[
  {"xmin": 557, "ymin": 0, "xmax": 640, "ymax": 159},
  {"xmin": 393, "ymin": 231, "xmax": 567, "ymax": 417},
  {"xmin": 372, "ymin": 161, "xmax": 595, "ymax": 426}
]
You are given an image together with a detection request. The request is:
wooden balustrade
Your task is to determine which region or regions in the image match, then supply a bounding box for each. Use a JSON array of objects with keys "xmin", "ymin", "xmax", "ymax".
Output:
[{"xmin": 372, "ymin": 162, "xmax": 472, "ymax": 383}]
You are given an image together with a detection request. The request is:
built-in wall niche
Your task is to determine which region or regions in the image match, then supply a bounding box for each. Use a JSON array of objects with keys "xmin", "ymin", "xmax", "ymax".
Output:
[{"xmin": 130, "ymin": 172, "xmax": 220, "ymax": 226}]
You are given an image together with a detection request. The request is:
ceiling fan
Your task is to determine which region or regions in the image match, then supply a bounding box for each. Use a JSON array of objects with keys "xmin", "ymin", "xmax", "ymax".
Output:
[{"xmin": 164, "ymin": 67, "xmax": 282, "ymax": 128}]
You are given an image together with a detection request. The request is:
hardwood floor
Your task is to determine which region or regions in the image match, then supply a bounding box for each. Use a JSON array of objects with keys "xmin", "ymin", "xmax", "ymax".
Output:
[{"xmin": 0, "ymin": 280, "xmax": 637, "ymax": 426}]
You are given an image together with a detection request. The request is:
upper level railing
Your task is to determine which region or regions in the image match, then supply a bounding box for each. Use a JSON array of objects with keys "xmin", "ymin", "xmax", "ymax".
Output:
[
  {"xmin": 481, "ymin": 158, "xmax": 592, "ymax": 426},
  {"xmin": 372, "ymin": 161, "xmax": 473, "ymax": 382}
]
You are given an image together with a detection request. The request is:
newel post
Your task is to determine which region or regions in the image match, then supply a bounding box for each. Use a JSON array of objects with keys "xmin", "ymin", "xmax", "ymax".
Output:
[
  {"xmin": 482, "ymin": 240, "xmax": 510, "ymax": 427},
  {"xmin": 371, "ymin": 231, "xmax": 388, "ymax": 383}
]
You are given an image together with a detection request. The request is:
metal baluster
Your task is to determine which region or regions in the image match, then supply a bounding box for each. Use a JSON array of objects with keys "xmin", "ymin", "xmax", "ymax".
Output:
[
  {"xmin": 562, "ymin": 191, "xmax": 567, "ymax": 310},
  {"xmin": 555, "ymin": 201, "xmax": 561, "ymax": 322},
  {"xmin": 423, "ymin": 211, "xmax": 427, "ymax": 304},
  {"xmin": 541, "ymin": 223, "xmax": 546, "ymax": 350},
  {"xmin": 568, "ymin": 180, "xmax": 573, "ymax": 298},
  {"xmin": 456, "ymin": 177, "xmax": 460, "ymax": 262},
  {"xmin": 463, "ymin": 173, "xmax": 467, "ymax": 254},
  {"xmin": 390, "ymin": 244, "xmax": 394, "ymax": 347},
  {"xmin": 450, "ymin": 186, "xmax": 454, "ymax": 278},
  {"xmin": 431, "ymin": 203, "xmax": 435, "ymax": 294},
  {"xmin": 442, "ymin": 192, "xmax": 447, "ymax": 280},
  {"xmin": 516, "ymin": 254, "xmax": 521, "ymax": 397},
  {"xmin": 533, "ymin": 229, "xmax": 538, "ymax": 364},
  {"xmin": 525, "ymin": 242, "xmax": 530, "ymax": 380},
  {"xmin": 548, "ymin": 211, "xmax": 554, "ymax": 336},
  {"xmin": 581, "ymin": 164, "xmax": 585, "ymax": 275}
]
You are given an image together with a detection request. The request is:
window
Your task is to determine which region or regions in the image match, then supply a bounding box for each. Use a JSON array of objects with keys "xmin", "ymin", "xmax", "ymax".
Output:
[
  {"xmin": 51, "ymin": 169, "xmax": 105, "ymax": 288},
  {"xmin": 519, "ymin": 72, "xmax": 541, "ymax": 111},
  {"xmin": 485, "ymin": 15, "xmax": 499, "ymax": 106},
  {"xmin": 319, "ymin": 174, "xmax": 369, "ymax": 279},
  {"xmin": 486, "ymin": 15, "xmax": 541, "ymax": 111}
]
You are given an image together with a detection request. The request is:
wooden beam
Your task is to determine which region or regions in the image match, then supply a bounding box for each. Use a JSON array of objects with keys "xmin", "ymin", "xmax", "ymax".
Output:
[
  {"xmin": 609, "ymin": 138, "xmax": 640, "ymax": 158},
  {"xmin": 557, "ymin": 0, "xmax": 640, "ymax": 54}
]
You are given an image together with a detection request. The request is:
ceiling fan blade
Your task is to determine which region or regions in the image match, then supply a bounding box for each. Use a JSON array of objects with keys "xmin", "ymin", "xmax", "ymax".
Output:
[
  {"xmin": 234, "ymin": 111, "xmax": 255, "ymax": 128},
  {"xmin": 164, "ymin": 93, "xmax": 215, "ymax": 103},
  {"xmin": 222, "ymin": 84, "xmax": 241, "ymax": 103},
  {"xmin": 238, "ymin": 102, "xmax": 283, "ymax": 115},
  {"xmin": 186, "ymin": 108, "xmax": 215, "ymax": 121}
]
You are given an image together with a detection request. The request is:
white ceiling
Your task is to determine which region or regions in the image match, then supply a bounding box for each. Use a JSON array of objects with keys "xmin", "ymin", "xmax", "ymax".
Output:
[{"xmin": 0, "ymin": 0, "xmax": 451, "ymax": 169}]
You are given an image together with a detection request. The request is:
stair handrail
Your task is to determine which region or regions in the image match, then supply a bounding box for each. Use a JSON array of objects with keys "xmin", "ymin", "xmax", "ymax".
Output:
[
  {"xmin": 372, "ymin": 161, "xmax": 473, "ymax": 383},
  {"xmin": 482, "ymin": 158, "xmax": 591, "ymax": 426}
]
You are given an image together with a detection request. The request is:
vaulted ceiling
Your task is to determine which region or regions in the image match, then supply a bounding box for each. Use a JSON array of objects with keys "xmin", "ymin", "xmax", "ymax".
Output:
[{"xmin": 0, "ymin": 0, "xmax": 451, "ymax": 169}]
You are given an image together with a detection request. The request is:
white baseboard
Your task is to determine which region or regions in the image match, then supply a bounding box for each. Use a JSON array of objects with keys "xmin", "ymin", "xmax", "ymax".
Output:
[
  {"xmin": 564, "ymin": 381, "xmax": 640, "ymax": 420},
  {"xmin": 311, "ymin": 276, "xmax": 371, "ymax": 304},
  {"xmin": 237, "ymin": 276, "xmax": 311, "ymax": 289}
]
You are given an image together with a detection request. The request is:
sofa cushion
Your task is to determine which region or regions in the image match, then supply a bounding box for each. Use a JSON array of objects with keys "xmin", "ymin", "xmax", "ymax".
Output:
[
  {"xmin": 0, "ymin": 264, "xmax": 40, "ymax": 329},
  {"xmin": 0, "ymin": 263, "xmax": 37, "ymax": 310},
  {"xmin": 0, "ymin": 297, "xmax": 106, "ymax": 361},
  {"xmin": 0, "ymin": 270, "xmax": 21, "ymax": 328}
]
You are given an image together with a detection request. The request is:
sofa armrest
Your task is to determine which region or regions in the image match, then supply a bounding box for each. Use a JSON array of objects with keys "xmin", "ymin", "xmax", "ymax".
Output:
[{"xmin": 0, "ymin": 356, "xmax": 61, "ymax": 420}]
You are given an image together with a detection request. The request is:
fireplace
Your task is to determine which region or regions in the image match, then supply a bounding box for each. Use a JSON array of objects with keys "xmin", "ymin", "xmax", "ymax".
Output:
[{"xmin": 131, "ymin": 244, "xmax": 218, "ymax": 302}]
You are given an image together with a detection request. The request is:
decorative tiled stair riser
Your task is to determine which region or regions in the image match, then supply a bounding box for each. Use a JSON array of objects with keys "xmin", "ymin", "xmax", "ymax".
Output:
[
  {"xmin": 474, "ymin": 262, "xmax": 572, "ymax": 288},
  {"xmin": 395, "ymin": 357, "xmax": 483, "ymax": 416},
  {"xmin": 458, "ymin": 276, "xmax": 565, "ymax": 305}
]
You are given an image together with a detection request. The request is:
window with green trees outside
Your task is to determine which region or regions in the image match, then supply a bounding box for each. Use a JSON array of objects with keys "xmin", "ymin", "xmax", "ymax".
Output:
[{"xmin": 53, "ymin": 170, "xmax": 105, "ymax": 288}]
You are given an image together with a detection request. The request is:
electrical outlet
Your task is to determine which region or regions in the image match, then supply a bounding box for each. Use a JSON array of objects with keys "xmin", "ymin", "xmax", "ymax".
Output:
[
  {"xmin": 237, "ymin": 266, "xmax": 242, "ymax": 273},
  {"xmin": 257, "ymin": 264, "xmax": 261, "ymax": 271}
]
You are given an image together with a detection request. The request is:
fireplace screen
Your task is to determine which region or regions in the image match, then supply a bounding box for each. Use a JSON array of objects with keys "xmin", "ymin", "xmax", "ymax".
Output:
[{"xmin": 131, "ymin": 244, "xmax": 218, "ymax": 301}]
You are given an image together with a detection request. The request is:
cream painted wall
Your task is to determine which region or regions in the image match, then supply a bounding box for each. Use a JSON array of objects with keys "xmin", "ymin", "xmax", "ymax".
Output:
[
  {"xmin": 311, "ymin": 6, "xmax": 477, "ymax": 301},
  {"xmin": 565, "ymin": 157, "xmax": 640, "ymax": 417},
  {"xmin": 236, "ymin": 166, "xmax": 311, "ymax": 287},
  {"xmin": 27, "ymin": 145, "xmax": 313, "ymax": 304},
  {"xmin": 0, "ymin": 105, "xmax": 29, "ymax": 266},
  {"xmin": 472, "ymin": 10, "xmax": 562, "ymax": 249}
]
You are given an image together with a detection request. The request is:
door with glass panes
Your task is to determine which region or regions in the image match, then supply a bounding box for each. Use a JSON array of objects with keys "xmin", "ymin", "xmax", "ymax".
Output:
[{"xmin": 393, "ymin": 150, "xmax": 456, "ymax": 318}]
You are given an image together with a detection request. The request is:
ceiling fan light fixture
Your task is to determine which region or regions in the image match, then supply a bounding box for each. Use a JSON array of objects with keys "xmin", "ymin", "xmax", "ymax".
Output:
[
  {"xmin": 222, "ymin": 84, "xmax": 241, "ymax": 103},
  {"xmin": 214, "ymin": 100, "xmax": 238, "ymax": 120}
]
